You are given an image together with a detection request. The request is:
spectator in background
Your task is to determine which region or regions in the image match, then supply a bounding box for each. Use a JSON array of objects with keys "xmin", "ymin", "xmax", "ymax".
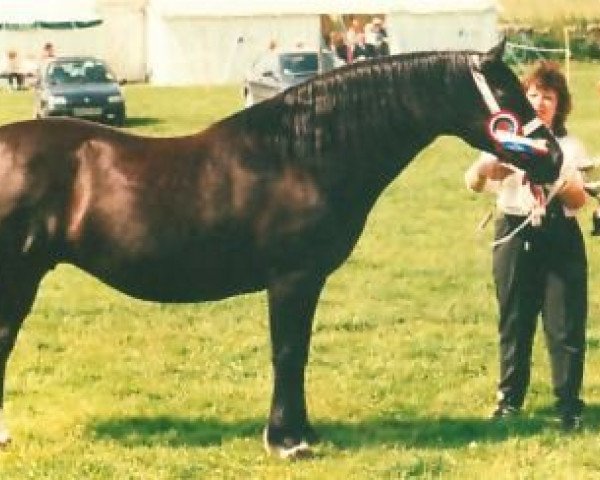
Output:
[
  {"xmin": 345, "ymin": 18, "xmax": 363, "ymax": 48},
  {"xmin": 330, "ymin": 31, "xmax": 352, "ymax": 64},
  {"xmin": 367, "ymin": 17, "xmax": 389, "ymax": 57},
  {"xmin": 38, "ymin": 42, "xmax": 56, "ymax": 78},
  {"xmin": 41, "ymin": 42, "xmax": 55, "ymax": 61},
  {"xmin": 6, "ymin": 50, "xmax": 24, "ymax": 90},
  {"xmin": 352, "ymin": 33, "xmax": 375, "ymax": 61}
]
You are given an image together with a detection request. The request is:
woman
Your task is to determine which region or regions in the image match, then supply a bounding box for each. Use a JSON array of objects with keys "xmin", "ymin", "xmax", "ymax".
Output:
[{"xmin": 465, "ymin": 61, "xmax": 588, "ymax": 430}]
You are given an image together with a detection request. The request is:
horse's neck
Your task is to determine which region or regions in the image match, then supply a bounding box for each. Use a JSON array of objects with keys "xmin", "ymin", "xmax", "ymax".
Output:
[
  {"xmin": 238, "ymin": 55, "xmax": 461, "ymax": 190},
  {"xmin": 312, "ymin": 59, "xmax": 446, "ymax": 178}
]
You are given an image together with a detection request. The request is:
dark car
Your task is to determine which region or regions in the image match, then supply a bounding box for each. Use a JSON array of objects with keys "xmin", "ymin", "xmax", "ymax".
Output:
[
  {"xmin": 35, "ymin": 56, "xmax": 126, "ymax": 126},
  {"xmin": 242, "ymin": 48, "xmax": 339, "ymax": 107}
]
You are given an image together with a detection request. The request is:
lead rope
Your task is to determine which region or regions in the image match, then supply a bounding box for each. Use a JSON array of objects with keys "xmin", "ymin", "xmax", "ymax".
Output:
[{"xmin": 490, "ymin": 175, "xmax": 566, "ymax": 247}]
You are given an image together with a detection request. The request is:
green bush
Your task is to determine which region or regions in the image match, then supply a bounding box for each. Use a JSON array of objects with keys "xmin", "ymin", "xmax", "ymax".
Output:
[{"xmin": 506, "ymin": 28, "xmax": 600, "ymax": 63}]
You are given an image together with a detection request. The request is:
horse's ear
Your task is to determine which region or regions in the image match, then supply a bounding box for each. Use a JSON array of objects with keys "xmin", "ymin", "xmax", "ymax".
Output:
[{"xmin": 483, "ymin": 38, "xmax": 506, "ymax": 64}]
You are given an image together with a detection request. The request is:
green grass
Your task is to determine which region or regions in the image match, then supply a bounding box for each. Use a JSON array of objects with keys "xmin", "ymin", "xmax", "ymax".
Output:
[
  {"xmin": 1, "ymin": 64, "xmax": 600, "ymax": 478},
  {"xmin": 498, "ymin": 0, "xmax": 600, "ymax": 24}
]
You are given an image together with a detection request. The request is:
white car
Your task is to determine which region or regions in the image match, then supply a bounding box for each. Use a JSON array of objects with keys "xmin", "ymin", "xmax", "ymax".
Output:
[{"xmin": 242, "ymin": 49, "xmax": 338, "ymax": 107}]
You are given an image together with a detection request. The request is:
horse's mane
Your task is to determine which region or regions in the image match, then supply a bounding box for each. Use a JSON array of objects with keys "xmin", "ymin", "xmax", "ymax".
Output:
[{"xmin": 222, "ymin": 50, "xmax": 476, "ymax": 167}]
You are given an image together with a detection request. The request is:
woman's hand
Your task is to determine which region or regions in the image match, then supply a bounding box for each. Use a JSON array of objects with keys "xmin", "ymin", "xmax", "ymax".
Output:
[
  {"xmin": 465, "ymin": 157, "xmax": 514, "ymax": 192},
  {"xmin": 558, "ymin": 175, "xmax": 587, "ymax": 210}
]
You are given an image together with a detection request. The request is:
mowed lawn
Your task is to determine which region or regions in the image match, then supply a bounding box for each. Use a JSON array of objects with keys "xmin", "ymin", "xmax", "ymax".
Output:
[
  {"xmin": 498, "ymin": 0, "xmax": 600, "ymax": 23},
  {"xmin": 1, "ymin": 62, "xmax": 600, "ymax": 479}
]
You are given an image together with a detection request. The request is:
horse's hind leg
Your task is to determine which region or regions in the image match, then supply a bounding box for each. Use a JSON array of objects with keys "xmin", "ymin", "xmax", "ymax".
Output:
[
  {"xmin": 265, "ymin": 271, "xmax": 325, "ymax": 459},
  {"xmin": 0, "ymin": 264, "xmax": 44, "ymax": 447}
]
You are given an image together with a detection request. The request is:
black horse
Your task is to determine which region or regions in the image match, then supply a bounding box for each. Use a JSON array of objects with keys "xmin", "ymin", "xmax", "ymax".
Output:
[{"xmin": 0, "ymin": 42, "xmax": 561, "ymax": 457}]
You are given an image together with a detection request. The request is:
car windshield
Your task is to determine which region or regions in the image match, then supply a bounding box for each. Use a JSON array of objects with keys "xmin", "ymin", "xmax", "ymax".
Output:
[
  {"xmin": 47, "ymin": 59, "xmax": 114, "ymax": 85},
  {"xmin": 279, "ymin": 53, "xmax": 318, "ymax": 76}
]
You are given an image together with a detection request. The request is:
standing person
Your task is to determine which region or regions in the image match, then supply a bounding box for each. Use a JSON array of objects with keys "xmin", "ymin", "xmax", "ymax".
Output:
[
  {"xmin": 38, "ymin": 42, "xmax": 56, "ymax": 78},
  {"xmin": 345, "ymin": 18, "xmax": 362, "ymax": 47},
  {"xmin": 41, "ymin": 42, "xmax": 55, "ymax": 61},
  {"xmin": 464, "ymin": 61, "xmax": 589, "ymax": 430},
  {"xmin": 352, "ymin": 33, "xmax": 375, "ymax": 61},
  {"xmin": 367, "ymin": 17, "xmax": 389, "ymax": 57},
  {"xmin": 6, "ymin": 50, "xmax": 24, "ymax": 90},
  {"xmin": 330, "ymin": 31, "xmax": 352, "ymax": 64}
]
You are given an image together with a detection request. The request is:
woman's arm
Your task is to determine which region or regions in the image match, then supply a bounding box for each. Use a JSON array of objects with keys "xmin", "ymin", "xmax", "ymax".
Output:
[
  {"xmin": 557, "ymin": 136, "xmax": 589, "ymax": 210},
  {"xmin": 558, "ymin": 175, "xmax": 587, "ymax": 209},
  {"xmin": 465, "ymin": 156, "xmax": 514, "ymax": 192}
]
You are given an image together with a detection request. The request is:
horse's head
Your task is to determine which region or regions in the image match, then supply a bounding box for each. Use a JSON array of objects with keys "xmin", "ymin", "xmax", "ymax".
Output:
[{"xmin": 459, "ymin": 41, "xmax": 562, "ymax": 184}]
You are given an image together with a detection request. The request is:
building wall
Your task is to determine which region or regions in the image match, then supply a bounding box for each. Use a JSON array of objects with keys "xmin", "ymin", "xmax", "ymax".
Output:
[
  {"xmin": 0, "ymin": 0, "xmax": 498, "ymax": 85},
  {"xmin": 389, "ymin": 9, "xmax": 498, "ymax": 53},
  {"xmin": 96, "ymin": 1, "xmax": 147, "ymax": 81},
  {"xmin": 147, "ymin": 14, "xmax": 321, "ymax": 85},
  {"xmin": 0, "ymin": 0, "xmax": 147, "ymax": 82}
]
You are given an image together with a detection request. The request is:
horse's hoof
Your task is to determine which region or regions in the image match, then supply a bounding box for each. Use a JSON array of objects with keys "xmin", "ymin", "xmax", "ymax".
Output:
[
  {"xmin": 263, "ymin": 427, "xmax": 313, "ymax": 460},
  {"xmin": 303, "ymin": 424, "xmax": 320, "ymax": 445}
]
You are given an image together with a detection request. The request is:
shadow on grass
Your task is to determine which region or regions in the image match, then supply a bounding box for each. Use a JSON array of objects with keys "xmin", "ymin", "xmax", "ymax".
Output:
[
  {"xmin": 91, "ymin": 415, "xmax": 264, "ymax": 447},
  {"xmin": 122, "ymin": 116, "xmax": 163, "ymax": 128},
  {"xmin": 319, "ymin": 416, "xmax": 547, "ymax": 450},
  {"xmin": 321, "ymin": 402, "xmax": 600, "ymax": 449},
  {"xmin": 89, "ymin": 404, "xmax": 600, "ymax": 449}
]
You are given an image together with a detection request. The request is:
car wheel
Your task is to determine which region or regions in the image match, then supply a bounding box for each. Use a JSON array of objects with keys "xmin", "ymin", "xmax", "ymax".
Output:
[{"xmin": 114, "ymin": 113, "xmax": 125, "ymax": 127}]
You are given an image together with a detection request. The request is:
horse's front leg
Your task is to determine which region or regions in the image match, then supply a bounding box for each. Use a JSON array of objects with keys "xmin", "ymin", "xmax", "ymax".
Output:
[
  {"xmin": 264, "ymin": 270, "xmax": 325, "ymax": 459},
  {"xmin": 0, "ymin": 265, "xmax": 44, "ymax": 447}
]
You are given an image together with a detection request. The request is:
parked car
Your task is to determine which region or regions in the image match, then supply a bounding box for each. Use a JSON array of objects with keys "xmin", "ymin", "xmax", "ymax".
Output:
[
  {"xmin": 242, "ymin": 48, "xmax": 339, "ymax": 107},
  {"xmin": 34, "ymin": 56, "xmax": 126, "ymax": 126}
]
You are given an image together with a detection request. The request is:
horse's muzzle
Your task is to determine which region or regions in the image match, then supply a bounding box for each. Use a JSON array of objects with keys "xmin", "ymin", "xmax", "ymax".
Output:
[{"xmin": 496, "ymin": 133, "xmax": 563, "ymax": 185}]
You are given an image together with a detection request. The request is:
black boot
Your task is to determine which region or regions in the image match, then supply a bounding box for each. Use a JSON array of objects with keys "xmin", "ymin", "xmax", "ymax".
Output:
[{"xmin": 556, "ymin": 398, "xmax": 584, "ymax": 431}]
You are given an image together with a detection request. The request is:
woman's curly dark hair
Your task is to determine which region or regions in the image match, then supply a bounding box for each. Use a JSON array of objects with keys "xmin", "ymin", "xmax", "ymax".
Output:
[{"xmin": 521, "ymin": 60, "xmax": 571, "ymax": 137}]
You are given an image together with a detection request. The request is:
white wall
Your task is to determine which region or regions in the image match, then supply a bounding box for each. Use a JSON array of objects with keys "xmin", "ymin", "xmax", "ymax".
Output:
[
  {"xmin": 147, "ymin": 14, "xmax": 320, "ymax": 85},
  {"xmin": 389, "ymin": 10, "xmax": 498, "ymax": 53},
  {"xmin": 146, "ymin": 0, "xmax": 498, "ymax": 85},
  {"xmin": 0, "ymin": 0, "xmax": 499, "ymax": 85},
  {"xmin": 96, "ymin": 2, "xmax": 147, "ymax": 81},
  {"xmin": 0, "ymin": 1, "xmax": 146, "ymax": 82}
]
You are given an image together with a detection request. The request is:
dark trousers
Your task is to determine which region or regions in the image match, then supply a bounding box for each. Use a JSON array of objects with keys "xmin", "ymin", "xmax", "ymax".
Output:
[
  {"xmin": 492, "ymin": 213, "xmax": 587, "ymax": 408},
  {"xmin": 7, "ymin": 73, "xmax": 23, "ymax": 90}
]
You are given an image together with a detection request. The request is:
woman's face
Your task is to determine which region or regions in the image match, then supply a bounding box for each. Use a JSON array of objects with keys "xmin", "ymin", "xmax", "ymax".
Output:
[{"xmin": 526, "ymin": 83, "xmax": 558, "ymax": 129}]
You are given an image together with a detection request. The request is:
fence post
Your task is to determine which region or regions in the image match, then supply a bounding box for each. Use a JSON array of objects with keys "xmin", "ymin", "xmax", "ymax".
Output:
[{"xmin": 563, "ymin": 26, "xmax": 571, "ymax": 85}]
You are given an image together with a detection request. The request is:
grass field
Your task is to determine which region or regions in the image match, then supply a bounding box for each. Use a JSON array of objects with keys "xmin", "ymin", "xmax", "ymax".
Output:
[
  {"xmin": 499, "ymin": 0, "xmax": 600, "ymax": 24},
  {"xmin": 1, "ymin": 62, "xmax": 600, "ymax": 478}
]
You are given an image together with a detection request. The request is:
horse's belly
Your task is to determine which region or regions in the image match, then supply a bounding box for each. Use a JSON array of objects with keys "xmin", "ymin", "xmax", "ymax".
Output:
[{"xmin": 76, "ymin": 250, "xmax": 267, "ymax": 303}]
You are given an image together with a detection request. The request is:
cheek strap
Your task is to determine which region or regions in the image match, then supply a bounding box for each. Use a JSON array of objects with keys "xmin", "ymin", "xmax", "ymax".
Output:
[
  {"xmin": 470, "ymin": 67, "xmax": 500, "ymax": 113},
  {"xmin": 470, "ymin": 57, "xmax": 545, "ymax": 139},
  {"xmin": 522, "ymin": 117, "xmax": 544, "ymax": 136}
]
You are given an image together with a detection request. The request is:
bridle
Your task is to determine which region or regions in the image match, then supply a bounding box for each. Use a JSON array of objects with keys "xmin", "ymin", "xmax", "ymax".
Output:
[
  {"xmin": 469, "ymin": 55, "xmax": 544, "ymax": 140},
  {"xmin": 468, "ymin": 56, "xmax": 566, "ymax": 246}
]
